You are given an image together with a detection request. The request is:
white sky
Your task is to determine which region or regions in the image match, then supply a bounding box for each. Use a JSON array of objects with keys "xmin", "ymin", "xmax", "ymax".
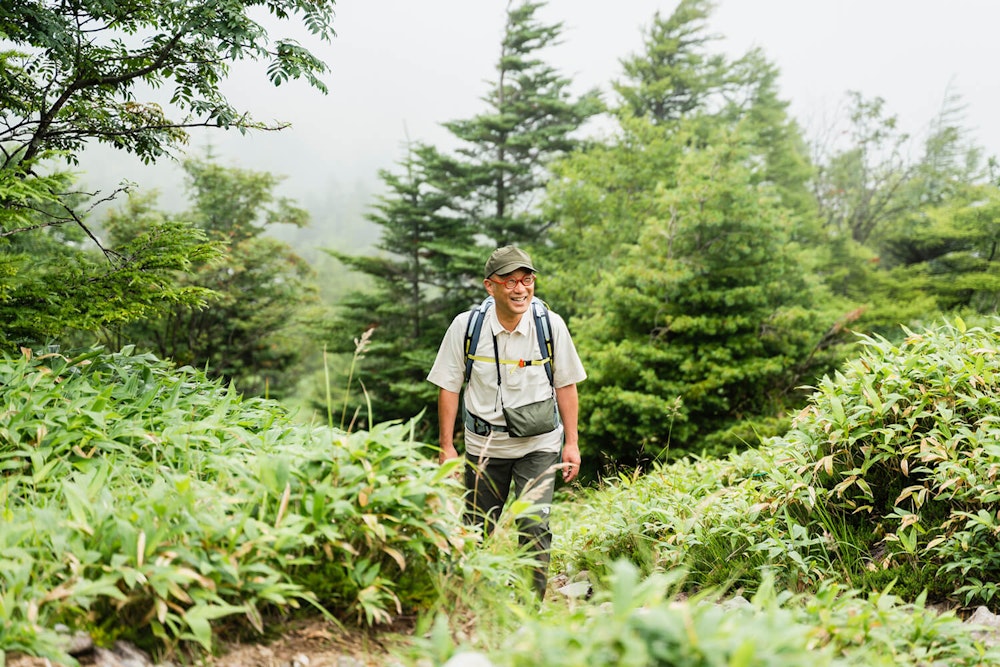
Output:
[{"xmin": 83, "ymin": 0, "xmax": 1000, "ymax": 217}]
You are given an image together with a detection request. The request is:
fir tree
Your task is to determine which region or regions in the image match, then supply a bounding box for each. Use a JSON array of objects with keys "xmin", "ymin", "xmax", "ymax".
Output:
[
  {"xmin": 324, "ymin": 143, "xmax": 478, "ymax": 429},
  {"xmin": 444, "ymin": 0, "xmax": 602, "ymax": 246},
  {"xmin": 327, "ymin": 1, "xmax": 600, "ymax": 430},
  {"xmin": 614, "ymin": 0, "xmax": 727, "ymax": 124}
]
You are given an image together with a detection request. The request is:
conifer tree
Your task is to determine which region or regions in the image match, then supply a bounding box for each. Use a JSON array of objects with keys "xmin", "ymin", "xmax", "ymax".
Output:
[
  {"xmin": 575, "ymin": 128, "xmax": 845, "ymax": 471},
  {"xmin": 328, "ymin": 1, "xmax": 600, "ymax": 430},
  {"xmin": 614, "ymin": 0, "xmax": 726, "ymax": 124},
  {"xmin": 324, "ymin": 143, "xmax": 478, "ymax": 428},
  {"xmin": 542, "ymin": 1, "xmax": 853, "ymax": 474},
  {"xmin": 444, "ymin": 0, "xmax": 602, "ymax": 246}
]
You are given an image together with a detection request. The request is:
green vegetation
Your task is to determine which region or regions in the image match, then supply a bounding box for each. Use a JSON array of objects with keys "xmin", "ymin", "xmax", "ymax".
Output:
[
  {"xmin": 0, "ymin": 0, "xmax": 336, "ymax": 349},
  {"xmin": 7, "ymin": 0, "xmax": 1000, "ymax": 664},
  {"xmin": 325, "ymin": 0, "xmax": 601, "ymax": 434},
  {"xmin": 553, "ymin": 320, "xmax": 1000, "ymax": 603},
  {"xmin": 100, "ymin": 155, "xmax": 322, "ymax": 399},
  {"xmin": 7, "ymin": 320, "xmax": 1000, "ymax": 665},
  {"xmin": 0, "ymin": 347, "xmax": 469, "ymax": 662}
]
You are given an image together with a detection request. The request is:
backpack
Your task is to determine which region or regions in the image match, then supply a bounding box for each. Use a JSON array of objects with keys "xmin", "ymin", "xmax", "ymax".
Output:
[{"xmin": 463, "ymin": 296, "xmax": 554, "ymax": 386}]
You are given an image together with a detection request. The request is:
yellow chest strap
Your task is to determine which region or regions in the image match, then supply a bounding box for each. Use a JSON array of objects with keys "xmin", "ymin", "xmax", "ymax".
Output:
[{"xmin": 467, "ymin": 354, "xmax": 550, "ymax": 368}]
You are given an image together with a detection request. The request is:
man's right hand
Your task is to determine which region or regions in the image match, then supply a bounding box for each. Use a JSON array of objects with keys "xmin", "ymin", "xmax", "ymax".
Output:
[
  {"xmin": 439, "ymin": 443, "xmax": 459, "ymax": 464},
  {"xmin": 437, "ymin": 388, "xmax": 461, "ymax": 465}
]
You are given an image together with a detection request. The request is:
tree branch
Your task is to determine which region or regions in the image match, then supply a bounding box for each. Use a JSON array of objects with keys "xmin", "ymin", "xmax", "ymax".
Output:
[{"xmin": 22, "ymin": 30, "xmax": 187, "ymax": 164}]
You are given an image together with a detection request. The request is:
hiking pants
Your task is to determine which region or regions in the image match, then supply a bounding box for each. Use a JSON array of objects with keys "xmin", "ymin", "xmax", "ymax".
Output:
[{"xmin": 464, "ymin": 449, "xmax": 561, "ymax": 599}]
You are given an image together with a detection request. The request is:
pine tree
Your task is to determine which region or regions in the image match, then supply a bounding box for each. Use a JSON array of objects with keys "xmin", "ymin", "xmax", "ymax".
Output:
[
  {"xmin": 324, "ymin": 143, "xmax": 479, "ymax": 429},
  {"xmin": 327, "ymin": 1, "xmax": 600, "ymax": 431},
  {"xmin": 444, "ymin": 0, "xmax": 602, "ymax": 246}
]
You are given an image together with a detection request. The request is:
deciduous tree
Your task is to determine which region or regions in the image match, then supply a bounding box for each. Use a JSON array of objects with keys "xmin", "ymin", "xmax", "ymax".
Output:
[
  {"xmin": 101, "ymin": 157, "xmax": 318, "ymax": 397},
  {"xmin": 0, "ymin": 0, "xmax": 336, "ymax": 348}
]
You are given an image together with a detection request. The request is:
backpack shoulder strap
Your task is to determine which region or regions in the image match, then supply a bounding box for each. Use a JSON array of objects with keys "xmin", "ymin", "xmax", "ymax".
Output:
[
  {"xmin": 531, "ymin": 297, "xmax": 554, "ymax": 386},
  {"xmin": 464, "ymin": 296, "xmax": 494, "ymax": 383},
  {"xmin": 464, "ymin": 296, "xmax": 554, "ymax": 386}
]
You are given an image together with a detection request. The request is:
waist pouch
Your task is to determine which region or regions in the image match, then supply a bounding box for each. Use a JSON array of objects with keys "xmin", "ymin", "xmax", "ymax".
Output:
[{"xmin": 502, "ymin": 396, "xmax": 558, "ymax": 438}]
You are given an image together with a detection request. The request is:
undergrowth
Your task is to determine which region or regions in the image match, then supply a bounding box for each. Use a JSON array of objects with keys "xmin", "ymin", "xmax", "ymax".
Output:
[
  {"xmin": 0, "ymin": 347, "xmax": 471, "ymax": 663},
  {"xmin": 7, "ymin": 317, "xmax": 1000, "ymax": 666}
]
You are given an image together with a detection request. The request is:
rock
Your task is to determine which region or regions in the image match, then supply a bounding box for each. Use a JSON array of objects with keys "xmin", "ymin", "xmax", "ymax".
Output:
[
  {"xmin": 67, "ymin": 632, "xmax": 95, "ymax": 656},
  {"xmin": 721, "ymin": 595, "xmax": 751, "ymax": 610},
  {"xmin": 336, "ymin": 657, "xmax": 367, "ymax": 667},
  {"xmin": 555, "ymin": 580, "xmax": 592, "ymax": 599},
  {"xmin": 442, "ymin": 651, "xmax": 495, "ymax": 667},
  {"xmin": 966, "ymin": 606, "xmax": 1000, "ymax": 646},
  {"xmin": 90, "ymin": 640, "xmax": 155, "ymax": 667}
]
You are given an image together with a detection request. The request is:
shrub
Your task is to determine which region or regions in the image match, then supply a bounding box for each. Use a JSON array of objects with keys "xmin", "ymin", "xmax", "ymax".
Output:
[
  {"xmin": 0, "ymin": 347, "xmax": 468, "ymax": 661},
  {"xmin": 452, "ymin": 563, "xmax": 1000, "ymax": 667},
  {"xmin": 556, "ymin": 318, "xmax": 1000, "ymax": 611},
  {"xmin": 772, "ymin": 318, "xmax": 1000, "ymax": 608}
]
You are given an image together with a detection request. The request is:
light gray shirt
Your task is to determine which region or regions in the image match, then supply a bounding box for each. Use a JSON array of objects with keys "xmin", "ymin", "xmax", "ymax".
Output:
[{"xmin": 428, "ymin": 303, "xmax": 586, "ymax": 458}]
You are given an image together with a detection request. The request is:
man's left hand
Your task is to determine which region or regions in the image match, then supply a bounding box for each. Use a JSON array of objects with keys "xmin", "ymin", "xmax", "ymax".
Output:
[{"xmin": 561, "ymin": 443, "xmax": 581, "ymax": 482}]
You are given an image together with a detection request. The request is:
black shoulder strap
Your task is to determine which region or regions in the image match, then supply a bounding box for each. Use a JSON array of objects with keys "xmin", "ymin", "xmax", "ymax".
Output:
[
  {"xmin": 531, "ymin": 297, "xmax": 554, "ymax": 386},
  {"xmin": 464, "ymin": 295, "xmax": 554, "ymax": 386},
  {"xmin": 464, "ymin": 296, "xmax": 494, "ymax": 382}
]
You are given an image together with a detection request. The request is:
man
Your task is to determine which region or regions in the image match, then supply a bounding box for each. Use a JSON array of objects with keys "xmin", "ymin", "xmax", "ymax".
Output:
[{"xmin": 427, "ymin": 245, "xmax": 586, "ymax": 598}]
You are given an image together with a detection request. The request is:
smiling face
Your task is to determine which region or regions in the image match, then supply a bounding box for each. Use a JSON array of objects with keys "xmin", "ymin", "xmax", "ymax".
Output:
[{"xmin": 484, "ymin": 269, "xmax": 535, "ymax": 329}]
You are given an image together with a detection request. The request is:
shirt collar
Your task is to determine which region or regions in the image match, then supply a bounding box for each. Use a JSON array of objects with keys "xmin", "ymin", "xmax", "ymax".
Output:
[{"xmin": 487, "ymin": 303, "xmax": 531, "ymax": 337}]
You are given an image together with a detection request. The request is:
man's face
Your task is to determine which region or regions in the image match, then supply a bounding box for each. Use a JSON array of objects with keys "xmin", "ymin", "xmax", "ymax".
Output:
[{"xmin": 484, "ymin": 269, "xmax": 535, "ymax": 322}]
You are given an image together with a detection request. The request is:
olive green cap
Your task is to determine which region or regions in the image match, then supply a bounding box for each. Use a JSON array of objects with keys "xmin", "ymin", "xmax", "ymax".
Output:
[{"xmin": 484, "ymin": 245, "xmax": 536, "ymax": 278}]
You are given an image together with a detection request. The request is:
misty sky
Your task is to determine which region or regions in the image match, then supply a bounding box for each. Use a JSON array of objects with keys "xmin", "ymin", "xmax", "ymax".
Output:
[{"xmin": 83, "ymin": 0, "xmax": 1000, "ymax": 218}]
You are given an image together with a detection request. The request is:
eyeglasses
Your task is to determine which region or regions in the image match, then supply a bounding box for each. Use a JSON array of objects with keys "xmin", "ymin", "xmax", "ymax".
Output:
[{"xmin": 488, "ymin": 274, "xmax": 536, "ymax": 290}]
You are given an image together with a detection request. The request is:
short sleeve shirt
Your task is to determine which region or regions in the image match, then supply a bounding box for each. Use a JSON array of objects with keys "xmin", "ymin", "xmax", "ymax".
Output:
[{"xmin": 427, "ymin": 303, "xmax": 586, "ymax": 458}]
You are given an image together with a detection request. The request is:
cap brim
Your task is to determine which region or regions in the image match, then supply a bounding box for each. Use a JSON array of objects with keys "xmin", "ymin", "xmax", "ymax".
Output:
[{"xmin": 490, "ymin": 262, "xmax": 535, "ymax": 276}]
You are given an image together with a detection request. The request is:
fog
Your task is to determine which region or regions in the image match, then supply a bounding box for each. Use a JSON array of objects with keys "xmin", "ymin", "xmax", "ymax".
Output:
[{"xmin": 80, "ymin": 0, "xmax": 1000, "ymax": 246}]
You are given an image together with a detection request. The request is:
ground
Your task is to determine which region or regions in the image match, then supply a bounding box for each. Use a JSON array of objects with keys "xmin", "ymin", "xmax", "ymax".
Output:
[
  {"xmin": 206, "ymin": 618, "xmax": 408, "ymax": 667},
  {"xmin": 5, "ymin": 618, "xmax": 411, "ymax": 667}
]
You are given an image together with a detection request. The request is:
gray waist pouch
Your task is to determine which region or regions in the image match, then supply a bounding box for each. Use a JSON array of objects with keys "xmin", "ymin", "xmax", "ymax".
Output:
[{"xmin": 503, "ymin": 396, "xmax": 558, "ymax": 438}]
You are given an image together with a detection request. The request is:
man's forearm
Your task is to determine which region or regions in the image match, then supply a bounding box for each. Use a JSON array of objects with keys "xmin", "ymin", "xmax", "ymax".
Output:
[
  {"xmin": 555, "ymin": 384, "xmax": 579, "ymax": 445},
  {"xmin": 438, "ymin": 388, "xmax": 460, "ymax": 462}
]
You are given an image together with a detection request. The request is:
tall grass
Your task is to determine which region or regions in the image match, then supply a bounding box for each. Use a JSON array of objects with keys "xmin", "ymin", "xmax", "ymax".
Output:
[
  {"xmin": 9, "ymin": 317, "xmax": 1000, "ymax": 666},
  {"xmin": 0, "ymin": 346, "xmax": 469, "ymax": 662}
]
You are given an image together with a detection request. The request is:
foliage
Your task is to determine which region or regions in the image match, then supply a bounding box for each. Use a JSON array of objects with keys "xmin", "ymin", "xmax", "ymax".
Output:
[
  {"xmin": 773, "ymin": 318, "xmax": 1000, "ymax": 608},
  {"xmin": 99, "ymin": 156, "xmax": 320, "ymax": 398},
  {"xmin": 808, "ymin": 90, "xmax": 994, "ymax": 336},
  {"xmin": 614, "ymin": 0, "xmax": 727, "ymax": 125},
  {"xmin": 553, "ymin": 318, "xmax": 1000, "ymax": 615},
  {"xmin": 0, "ymin": 347, "xmax": 468, "ymax": 661},
  {"xmin": 0, "ymin": 0, "xmax": 335, "ymax": 352},
  {"xmin": 329, "ymin": 0, "xmax": 600, "ymax": 433},
  {"xmin": 811, "ymin": 93, "xmax": 917, "ymax": 246},
  {"xmin": 321, "ymin": 143, "xmax": 479, "ymax": 431},
  {"xmin": 877, "ymin": 183, "xmax": 1000, "ymax": 315},
  {"xmin": 569, "ymin": 126, "xmax": 851, "ymax": 470},
  {"xmin": 540, "ymin": 0, "xmax": 845, "ymax": 472},
  {"xmin": 0, "ymin": 0, "xmax": 335, "ymax": 168},
  {"xmin": 442, "ymin": 0, "xmax": 603, "ymax": 247},
  {"xmin": 613, "ymin": 0, "xmax": 814, "ymax": 217},
  {"xmin": 0, "ymin": 168, "xmax": 220, "ymax": 348},
  {"xmin": 417, "ymin": 563, "xmax": 1000, "ymax": 667},
  {"xmin": 497, "ymin": 565, "xmax": 836, "ymax": 667}
]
